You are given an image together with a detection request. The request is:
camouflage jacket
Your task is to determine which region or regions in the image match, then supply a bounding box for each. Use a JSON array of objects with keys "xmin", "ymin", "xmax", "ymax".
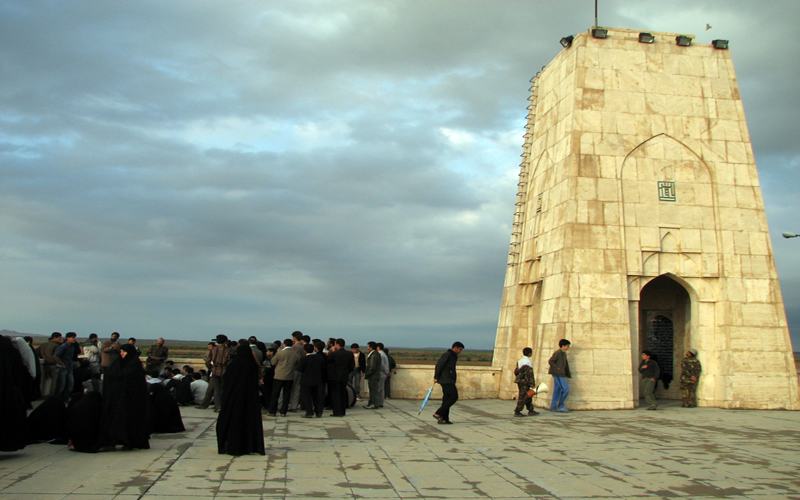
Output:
[
  {"xmin": 514, "ymin": 364, "xmax": 536, "ymax": 387},
  {"xmin": 680, "ymin": 357, "xmax": 701, "ymax": 383}
]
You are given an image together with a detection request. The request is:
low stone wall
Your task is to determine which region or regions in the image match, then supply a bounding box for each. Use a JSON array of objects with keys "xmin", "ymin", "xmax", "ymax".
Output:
[
  {"xmin": 166, "ymin": 360, "xmax": 504, "ymax": 400},
  {"xmin": 388, "ymin": 364, "xmax": 502, "ymax": 400},
  {"xmin": 164, "ymin": 358, "xmax": 207, "ymax": 373},
  {"xmin": 37, "ymin": 358, "xmax": 506, "ymax": 401}
]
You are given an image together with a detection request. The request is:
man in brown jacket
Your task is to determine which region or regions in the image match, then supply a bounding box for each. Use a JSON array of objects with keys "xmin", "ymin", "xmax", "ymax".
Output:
[
  {"xmin": 288, "ymin": 331, "xmax": 305, "ymax": 412},
  {"xmin": 100, "ymin": 332, "xmax": 122, "ymax": 373},
  {"xmin": 37, "ymin": 332, "xmax": 63, "ymax": 397},
  {"xmin": 195, "ymin": 342, "xmax": 217, "ymax": 409},
  {"xmin": 269, "ymin": 339, "xmax": 299, "ymax": 416},
  {"xmin": 548, "ymin": 339, "xmax": 571, "ymax": 412},
  {"xmin": 209, "ymin": 334, "xmax": 231, "ymax": 412}
]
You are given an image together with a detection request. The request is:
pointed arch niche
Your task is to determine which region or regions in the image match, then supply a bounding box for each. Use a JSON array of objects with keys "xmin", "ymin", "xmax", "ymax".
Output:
[
  {"xmin": 620, "ymin": 134, "xmax": 719, "ymax": 279},
  {"xmin": 636, "ymin": 274, "xmax": 692, "ymax": 402}
]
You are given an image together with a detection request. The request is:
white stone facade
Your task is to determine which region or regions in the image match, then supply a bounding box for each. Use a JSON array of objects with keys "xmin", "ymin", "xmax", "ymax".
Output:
[{"xmin": 493, "ymin": 28, "xmax": 799, "ymax": 410}]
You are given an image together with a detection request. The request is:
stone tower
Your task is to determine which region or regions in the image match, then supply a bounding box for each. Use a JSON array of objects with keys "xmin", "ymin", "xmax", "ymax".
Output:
[{"xmin": 493, "ymin": 28, "xmax": 799, "ymax": 410}]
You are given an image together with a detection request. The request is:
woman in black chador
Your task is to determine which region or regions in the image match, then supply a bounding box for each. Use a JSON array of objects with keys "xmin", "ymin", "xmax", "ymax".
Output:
[
  {"xmin": 66, "ymin": 391, "xmax": 103, "ymax": 452},
  {"xmin": 216, "ymin": 340, "xmax": 265, "ymax": 456},
  {"xmin": 99, "ymin": 344, "xmax": 150, "ymax": 451},
  {"xmin": 0, "ymin": 335, "xmax": 30, "ymax": 451},
  {"xmin": 148, "ymin": 383, "xmax": 185, "ymax": 434}
]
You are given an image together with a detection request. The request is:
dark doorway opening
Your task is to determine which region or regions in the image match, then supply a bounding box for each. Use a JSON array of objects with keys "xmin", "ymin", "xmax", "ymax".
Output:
[
  {"xmin": 647, "ymin": 314, "xmax": 674, "ymax": 388},
  {"xmin": 638, "ymin": 275, "xmax": 691, "ymax": 400}
]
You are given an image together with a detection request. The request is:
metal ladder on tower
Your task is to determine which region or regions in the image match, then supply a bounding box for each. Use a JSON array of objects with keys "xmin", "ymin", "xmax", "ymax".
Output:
[{"xmin": 508, "ymin": 72, "xmax": 541, "ymax": 268}]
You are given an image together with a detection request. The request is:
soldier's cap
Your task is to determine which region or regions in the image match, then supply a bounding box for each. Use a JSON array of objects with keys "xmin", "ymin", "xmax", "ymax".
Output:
[{"xmin": 688, "ymin": 348, "xmax": 698, "ymax": 356}]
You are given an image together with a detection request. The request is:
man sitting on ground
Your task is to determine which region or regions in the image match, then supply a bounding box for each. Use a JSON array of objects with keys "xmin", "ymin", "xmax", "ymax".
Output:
[
  {"xmin": 190, "ymin": 372, "xmax": 208, "ymax": 405},
  {"xmin": 166, "ymin": 366, "xmax": 195, "ymax": 405}
]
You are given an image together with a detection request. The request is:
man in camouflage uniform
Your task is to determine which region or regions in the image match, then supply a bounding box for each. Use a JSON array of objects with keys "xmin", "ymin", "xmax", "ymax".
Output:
[
  {"xmin": 680, "ymin": 349, "xmax": 701, "ymax": 407},
  {"xmin": 146, "ymin": 338, "xmax": 170, "ymax": 374},
  {"xmin": 513, "ymin": 347, "xmax": 538, "ymax": 417}
]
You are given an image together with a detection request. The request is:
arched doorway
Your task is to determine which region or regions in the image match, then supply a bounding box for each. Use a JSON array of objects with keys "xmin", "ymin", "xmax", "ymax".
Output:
[{"xmin": 638, "ymin": 275, "xmax": 691, "ymax": 402}]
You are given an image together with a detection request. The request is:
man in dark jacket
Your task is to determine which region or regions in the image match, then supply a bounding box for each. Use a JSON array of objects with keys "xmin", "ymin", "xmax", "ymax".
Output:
[
  {"xmin": 297, "ymin": 343, "xmax": 326, "ymax": 418},
  {"xmin": 53, "ymin": 332, "xmax": 79, "ymax": 400},
  {"xmin": 433, "ymin": 341, "xmax": 464, "ymax": 424},
  {"xmin": 327, "ymin": 339, "xmax": 355, "ymax": 416},
  {"xmin": 166, "ymin": 366, "xmax": 195, "ymax": 406},
  {"xmin": 383, "ymin": 347, "xmax": 396, "ymax": 400},
  {"xmin": 639, "ymin": 350, "xmax": 661, "ymax": 410},
  {"xmin": 548, "ymin": 339, "xmax": 571, "ymax": 412},
  {"xmin": 363, "ymin": 342, "xmax": 382, "ymax": 409}
]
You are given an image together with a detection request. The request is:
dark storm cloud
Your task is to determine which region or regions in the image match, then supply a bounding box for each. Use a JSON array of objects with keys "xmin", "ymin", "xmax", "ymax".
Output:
[{"xmin": 1, "ymin": 0, "xmax": 799, "ymax": 348}]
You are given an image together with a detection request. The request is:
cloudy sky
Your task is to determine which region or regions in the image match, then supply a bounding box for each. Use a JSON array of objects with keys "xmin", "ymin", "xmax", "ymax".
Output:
[{"xmin": 2, "ymin": 1, "xmax": 799, "ymax": 350}]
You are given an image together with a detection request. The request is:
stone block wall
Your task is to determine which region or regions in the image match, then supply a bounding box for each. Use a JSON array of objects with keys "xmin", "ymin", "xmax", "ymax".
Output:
[{"xmin": 389, "ymin": 364, "xmax": 501, "ymax": 400}]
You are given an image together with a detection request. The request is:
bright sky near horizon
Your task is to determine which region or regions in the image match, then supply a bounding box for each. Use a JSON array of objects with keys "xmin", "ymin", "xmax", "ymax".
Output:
[{"xmin": 2, "ymin": 1, "xmax": 799, "ymax": 350}]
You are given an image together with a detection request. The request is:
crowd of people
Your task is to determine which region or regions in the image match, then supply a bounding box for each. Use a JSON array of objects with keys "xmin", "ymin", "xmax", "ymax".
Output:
[
  {"xmin": 197, "ymin": 333, "xmax": 397, "ymax": 418},
  {"xmin": 0, "ymin": 330, "xmax": 704, "ymax": 459},
  {"xmin": 0, "ymin": 330, "xmax": 405, "ymax": 456},
  {"xmin": 202, "ymin": 333, "xmax": 404, "ymax": 454},
  {"xmin": 0, "ymin": 332, "xmax": 189, "ymax": 454}
]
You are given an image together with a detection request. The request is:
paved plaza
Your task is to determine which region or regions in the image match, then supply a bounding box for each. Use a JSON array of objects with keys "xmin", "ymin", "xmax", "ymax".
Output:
[{"xmin": 1, "ymin": 398, "xmax": 799, "ymax": 499}]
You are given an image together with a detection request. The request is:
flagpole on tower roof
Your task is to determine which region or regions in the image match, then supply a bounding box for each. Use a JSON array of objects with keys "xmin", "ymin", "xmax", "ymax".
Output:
[{"xmin": 594, "ymin": 0, "xmax": 598, "ymax": 27}]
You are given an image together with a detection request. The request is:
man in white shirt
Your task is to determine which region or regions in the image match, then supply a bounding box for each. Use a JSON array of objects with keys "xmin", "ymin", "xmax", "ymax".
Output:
[
  {"xmin": 190, "ymin": 372, "xmax": 209, "ymax": 405},
  {"xmin": 82, "ymin": 334, "xmax": 101, "ymax": 392}
]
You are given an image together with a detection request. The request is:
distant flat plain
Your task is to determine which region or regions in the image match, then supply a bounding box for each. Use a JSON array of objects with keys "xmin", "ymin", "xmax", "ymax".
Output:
[
  {"xmin": 7, "ymin": 330, "xmax": 493, "ymax": 365},
  {"xmin": 168, "ymin": 344, "xmax": 493, "ymax": 366}
]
